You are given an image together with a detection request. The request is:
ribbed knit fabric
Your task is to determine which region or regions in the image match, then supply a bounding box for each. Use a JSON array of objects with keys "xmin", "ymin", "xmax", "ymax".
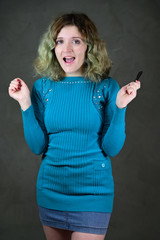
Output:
[{"xmin": 22, "ymin": 76, "xmax": 126, "ymax": 212}]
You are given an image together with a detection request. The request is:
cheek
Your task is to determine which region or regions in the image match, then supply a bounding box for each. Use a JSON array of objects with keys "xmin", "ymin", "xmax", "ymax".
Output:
[
  {"xmin": 77, "ymin": 46, "xmax": 87, "ymax": 61},
  {"xmin": 54, "ymin": 47, "xmax": 60, "ymax": 59}
]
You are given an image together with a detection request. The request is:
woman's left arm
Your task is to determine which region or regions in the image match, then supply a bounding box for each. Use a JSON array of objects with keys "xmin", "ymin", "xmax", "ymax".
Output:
[{"xmin": 101, "ymin": 79, "xmax": 140, "ymax": 157}]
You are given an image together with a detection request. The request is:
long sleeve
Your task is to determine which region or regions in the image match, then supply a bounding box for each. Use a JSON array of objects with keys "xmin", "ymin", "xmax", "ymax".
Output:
[
  {"xmin": 21, "ymin": 79, "xmax": 48, "ymax": 155},
  {"xmin": 101, "ymin": 79, "xmax": 126, "ymax": 157},
  {"xmin": 29, "ymin": 76, "xmax": 125, "ymax": 212}
]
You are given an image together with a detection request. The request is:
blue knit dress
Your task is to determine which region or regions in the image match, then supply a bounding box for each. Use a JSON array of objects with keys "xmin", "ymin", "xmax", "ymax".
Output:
[{"xmin": 22, "ymin": 76, "xmax": 126, "ymax": 213}]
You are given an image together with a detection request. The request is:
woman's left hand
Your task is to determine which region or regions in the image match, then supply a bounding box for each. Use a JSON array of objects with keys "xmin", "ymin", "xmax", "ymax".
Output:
[{"xmin": 116, "ymin": 80, "xmax": 141, "ymax": 109}]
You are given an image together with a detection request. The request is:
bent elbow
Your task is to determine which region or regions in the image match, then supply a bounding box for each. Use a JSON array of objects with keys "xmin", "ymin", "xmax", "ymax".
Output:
[
  {"xmin": 29, "ymin": 143, "xmax": 47, "ymax": 155},
  {"xmin": 103, "ymin": 146, "xmax": 123, "ymax": 158},
  {"xmin": 102, "ymin": 134, "xmax": 126, "ymax": 157},
  {"xmin": 107, "ymin": 148, "xmax": 122, "ymax": 158},
  {"xmin": 32, "ymin": 149, "xmax": 44, "ymax": 155}
]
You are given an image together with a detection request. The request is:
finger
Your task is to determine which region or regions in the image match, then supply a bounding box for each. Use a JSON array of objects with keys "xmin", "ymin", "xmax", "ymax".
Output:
[
  {"xmin": 16, "ymin": 78, "xmax": 23, "ymax": 86},
  {"xmin": 127, "ymin": 82, "xmax": 137, "ymax": 87},
  {"xmin": 9, "ymin": 82, "xmax": 21, "ymax": 91},
  {"xmin": 135, "ymin": 80, "xmax": 141, "ymax": 89},
  {"xmin": 9, "ymin": 81, "xmax": 19, "ymax": 87},
  {"xmin": 9, "ymin": 87, "xmax": 16, "ymax": 96},
  {"xmin": 127, "ymin": 81, "xmax": 141, "ymax": 90},
  {"xmin": 126, "ymin": 86, "xmax": 136, "ymax": 95},
  {"xmin": 9, "ymin": 83, "xmax": 22, "ymax": 94},
  {"xmin": 9, "ymin": 86, "xmax": 18, "ymax": 94},
  {"xmin": 9, "ymin": 78, "xmax": 23, "ymax": 90},
  {"xmin": 10, "ymin": 78, "xmax": 23, "ymax": 86}
]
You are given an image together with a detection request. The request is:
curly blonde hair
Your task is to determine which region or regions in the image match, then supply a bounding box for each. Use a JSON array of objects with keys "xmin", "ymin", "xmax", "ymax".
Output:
[{"xmin": 34, "ymin": 13, "xmax": 112, "ymax": 82}]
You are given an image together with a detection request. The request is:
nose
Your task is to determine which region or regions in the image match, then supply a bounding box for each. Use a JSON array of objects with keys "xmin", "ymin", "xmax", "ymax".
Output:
[{"xmin": 63, "ymin": 41, "xmax": 73, "ymax": 52}]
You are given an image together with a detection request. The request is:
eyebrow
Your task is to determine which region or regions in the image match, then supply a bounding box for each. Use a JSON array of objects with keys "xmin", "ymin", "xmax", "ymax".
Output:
[{"xmin": 56, "ymin": 37, "xmax": 83, "ymax": 40}]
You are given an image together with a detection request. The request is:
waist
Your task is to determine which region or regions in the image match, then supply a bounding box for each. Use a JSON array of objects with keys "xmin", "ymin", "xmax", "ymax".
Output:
[{"xmin": 45, "ymin": 132, "xmax": 105, "ymax": 161}]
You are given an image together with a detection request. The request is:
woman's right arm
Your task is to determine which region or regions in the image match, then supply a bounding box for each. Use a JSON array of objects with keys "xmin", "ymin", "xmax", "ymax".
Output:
[{"xmin": 8, "ymin": 78, "xmax": 48, "ymax": 155}]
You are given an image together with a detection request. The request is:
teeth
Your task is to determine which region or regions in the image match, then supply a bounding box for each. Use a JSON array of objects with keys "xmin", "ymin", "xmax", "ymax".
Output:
[{"xmin": 63, "ymin": 57, "xmax": 75, "ymax": 63}]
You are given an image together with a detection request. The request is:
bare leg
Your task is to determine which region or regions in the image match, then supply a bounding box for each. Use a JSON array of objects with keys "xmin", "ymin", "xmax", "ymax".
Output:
[
  {"xmin": 43, "ymin": 225, "xmax": 72, "ymax": 240},
  {"xmin": 71, "ymin": 232, "xmax": 106, "ymax": 240}
]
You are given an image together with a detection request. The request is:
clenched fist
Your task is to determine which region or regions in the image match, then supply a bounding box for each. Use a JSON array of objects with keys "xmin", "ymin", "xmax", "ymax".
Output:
[
  {"xmin": 116, "ymin": 80, "xmax": 141, "ymax": 109},
  {"xmin": 8, "ymin": 78, "xmax": 31, "ymax": 111}
]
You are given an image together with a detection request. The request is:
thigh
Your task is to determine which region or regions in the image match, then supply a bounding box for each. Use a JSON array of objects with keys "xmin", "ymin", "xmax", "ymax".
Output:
[
  {"xmin": 71, "ymin": 232, "xmax": 105, "ymax": 240},
  {"xmin": 43, "ymin": 225, "xmax": 72, "ymax": 240}
]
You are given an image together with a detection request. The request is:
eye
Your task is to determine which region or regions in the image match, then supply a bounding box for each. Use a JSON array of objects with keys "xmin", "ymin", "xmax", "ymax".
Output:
[
  {"xmin": 56, "ymin": 39, "xmax": 63, "ymax": 45},
  {"xmin": 73, "ymin": 39, "xmax": 81, "ymax": 44}
]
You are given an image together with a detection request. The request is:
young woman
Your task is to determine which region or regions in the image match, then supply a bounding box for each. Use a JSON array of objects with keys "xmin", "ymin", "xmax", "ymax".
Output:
[{"xmin": 8, "ymin": 13, "xmax": 140, "ymax": 240}]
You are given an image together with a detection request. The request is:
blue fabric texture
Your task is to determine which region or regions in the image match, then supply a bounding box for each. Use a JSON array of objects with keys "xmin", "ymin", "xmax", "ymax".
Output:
[
  {"xmin": 38, "ymin": 205, "xmax": 111, "ymax": 235},
  {"xmin": 22, "ymin": 76, "xmax": 126, "ymax": 212}
]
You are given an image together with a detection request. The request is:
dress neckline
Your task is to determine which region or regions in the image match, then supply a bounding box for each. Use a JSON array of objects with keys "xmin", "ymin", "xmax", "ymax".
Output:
[{"xmin": 62, "ymin": 76, "xmax": 85, "ymax": 81}]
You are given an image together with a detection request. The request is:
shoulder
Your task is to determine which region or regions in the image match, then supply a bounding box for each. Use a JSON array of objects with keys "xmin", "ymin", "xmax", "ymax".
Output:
[
  {"xmin": 101, "ymin": 77, "xmax": 119, "ymax": 91},
  {"xmin": 31, "ymin": 77, "xmax": 54, "ymax": 101},
  {"xmin": 32, "ymin": 77, "xmax": 55, "ymax": 97},
  {"xmin": 102, "ymin": 77, "xmax": 120, "ymax": 100},
  {"xmin": 94, "ymin": 77, "xmax": 119, "ymax": 99},
  {"xmin": 33, "ymin": 77, "xmax": 53, "ymax": 91},
  {"xmin": 92, "ymin": 77, "xmax": 119, "ymax": 108}
]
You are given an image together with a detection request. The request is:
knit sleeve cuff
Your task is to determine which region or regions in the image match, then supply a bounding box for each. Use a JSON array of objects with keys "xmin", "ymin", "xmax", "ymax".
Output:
[
  {"xmin": 112, "ymin": 106, "xmax": 127, "ymax": 125},
  {"xmin": 21, "ymin": 105, "xmax": 34, "ymax": 118}
]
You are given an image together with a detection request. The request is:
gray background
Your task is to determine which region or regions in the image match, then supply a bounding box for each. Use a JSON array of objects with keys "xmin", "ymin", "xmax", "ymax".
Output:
[{"xmin": 0, "ymin": 0, "xmax": 160, "ymax": 239}]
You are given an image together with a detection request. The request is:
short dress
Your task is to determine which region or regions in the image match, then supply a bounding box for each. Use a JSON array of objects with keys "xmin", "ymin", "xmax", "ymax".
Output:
[{"xmin": 21, "ymin": 77, "xmax": 126, "ymax": 235}]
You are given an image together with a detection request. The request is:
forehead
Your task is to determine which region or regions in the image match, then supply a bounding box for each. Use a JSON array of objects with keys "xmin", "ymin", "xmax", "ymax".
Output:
[{"xmin": 57, "ymin": 25, "xmax": 83, "ymax": 38}]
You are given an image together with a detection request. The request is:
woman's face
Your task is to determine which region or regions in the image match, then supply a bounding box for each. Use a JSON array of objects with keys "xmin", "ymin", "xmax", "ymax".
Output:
[{"xmin": 55, "ymin": 25, "xmax": 87, "ymax": 77}]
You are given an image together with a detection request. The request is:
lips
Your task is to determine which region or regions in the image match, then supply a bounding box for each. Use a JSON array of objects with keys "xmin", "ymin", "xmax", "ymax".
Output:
[{"xmin": 63, "ymin": 57, "xmax": 75, "ymax": 63}]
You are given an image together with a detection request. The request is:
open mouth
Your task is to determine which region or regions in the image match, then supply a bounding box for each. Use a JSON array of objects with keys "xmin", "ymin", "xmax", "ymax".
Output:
[{"xmin": 63, "ymin": 57, "xmax": 75, "ymax": 63}]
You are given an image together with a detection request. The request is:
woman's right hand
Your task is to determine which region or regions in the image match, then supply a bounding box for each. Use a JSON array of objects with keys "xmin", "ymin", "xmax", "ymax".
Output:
[{"xmin": 8, "ymin": 78, "xmax": 31, "ymax": 111}]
